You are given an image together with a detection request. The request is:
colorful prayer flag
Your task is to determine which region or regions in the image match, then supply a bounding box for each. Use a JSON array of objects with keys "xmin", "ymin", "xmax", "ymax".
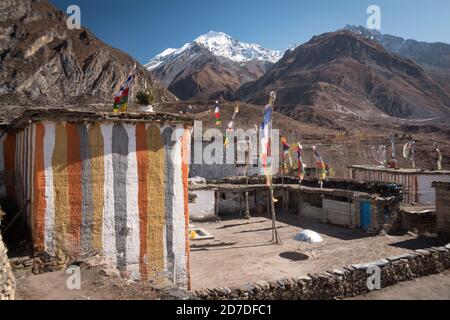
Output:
[
  {"xmin": 281, "ymin": 137, "xmax": 293, "ymax": 174},
  {"xmin": 113, "ymin": 69, "xmax": 136, "ymax": 113},
  {"xmin": 260, "ymin": 91, "xmax": 276, "ymax": 186},
  {"xmin": 312, "ymin": 146, "xmax": 327, "ymax": 181},
  {"xmin": 296, "ymin": 143, "xmax": 306, "ymax": 182},
  {"xmin": 214, "ymin": 101, "xmax": 221, "ymax": 126}
]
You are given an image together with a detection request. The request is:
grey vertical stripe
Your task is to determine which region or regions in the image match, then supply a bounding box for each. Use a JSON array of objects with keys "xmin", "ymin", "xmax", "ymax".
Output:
[
  {"xmin": 112, "ymin": 124, "xmax": 128, "ymax": 269},
  {"xmin": 162, "ymin": 126, "xmax": 175, "ymax": 280},
  {"xmin": 78, "ymin": 125, "xmax": 93, "ymax": 253}
]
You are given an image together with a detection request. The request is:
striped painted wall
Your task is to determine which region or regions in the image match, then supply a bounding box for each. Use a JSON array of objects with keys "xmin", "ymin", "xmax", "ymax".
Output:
[{"xmin": 2, "ymin": 121, "xmax": 191, "ymax": 288}]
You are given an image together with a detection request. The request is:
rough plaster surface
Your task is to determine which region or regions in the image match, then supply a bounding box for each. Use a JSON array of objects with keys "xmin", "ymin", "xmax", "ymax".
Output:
[{"xmin": 3, "ymin": 121, "xmax": 190, "ymax": 287}]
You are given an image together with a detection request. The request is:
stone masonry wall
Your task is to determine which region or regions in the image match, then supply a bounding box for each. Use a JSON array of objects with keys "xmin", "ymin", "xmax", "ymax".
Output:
[
  {"xmin": 434, "ymin": 183, "xmax": 450, "ymax": 235},
  {"xmin": 195, "ymin": 244, "xmax": 450, "ymax": 300},
  {"xmin": 0, "ymin": 230, "xmax": 15, "ymax": 300},
  {"xmin": 400, "ymin": 210, "xmax": 437, "ymax": 235}
]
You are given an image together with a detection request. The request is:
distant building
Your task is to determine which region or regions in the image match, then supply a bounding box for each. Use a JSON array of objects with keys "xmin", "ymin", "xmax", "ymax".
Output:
[
  {"xmin": 349, "ymin": 165, "xmax": 450, "ymax": 205},
  {"xmin": 0, "ymin": 109, "xmax": 193, "ymax": 288}
]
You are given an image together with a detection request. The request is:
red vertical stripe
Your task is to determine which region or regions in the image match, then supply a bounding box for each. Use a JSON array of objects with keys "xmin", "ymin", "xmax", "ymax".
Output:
[{"xmin": 3, "ymin": 133, "xmax": 16, "ymax": 200}]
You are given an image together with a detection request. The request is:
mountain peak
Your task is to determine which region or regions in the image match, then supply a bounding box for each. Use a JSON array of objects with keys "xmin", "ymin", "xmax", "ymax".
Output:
[{"xmin": 146, "ymin": 31, "xmax": 283, "ymax": 71}]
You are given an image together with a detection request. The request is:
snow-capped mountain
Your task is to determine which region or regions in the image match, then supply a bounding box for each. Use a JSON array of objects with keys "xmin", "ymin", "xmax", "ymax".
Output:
[
  {"xmin": 194, "ymin": 31, "xmax": 282, "ymax": 63},
  {"xmin": 145, "ymin": 31, "xmax": 282, "ymax": 71},
  {"xmin": 145, "ymin": 32, "xmax": 282, "ymax": 100}
]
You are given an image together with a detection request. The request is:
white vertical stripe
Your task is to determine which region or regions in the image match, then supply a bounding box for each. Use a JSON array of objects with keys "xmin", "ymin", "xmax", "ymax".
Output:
[
  {"xmin": 28, "ymin": 125, "xmax": 36, "ymax": 230},
  {"xmin": 124, "ymin": 124, "xmax": 140, "ymax": 279},
  {"xmin": 101, "ymin": 123, "xmax": 117, "ymax": 267},
  {"xmin": 43, "ymin": 122, "xmax": 56, "ymax": 256},
  {"xmin": 159, "ymin": 125, "xmax": 169, "ymax": 275},
  {"xmin": 172, "ymin": 125, "xmax": 187, "ymax": 287}
]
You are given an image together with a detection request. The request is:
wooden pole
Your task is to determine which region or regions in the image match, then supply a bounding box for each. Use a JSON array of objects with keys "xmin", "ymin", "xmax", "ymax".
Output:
[
  {"xmin": 244, "ymin": 145, "xmax": 251, "ymax": 219},
  {"xmin": 270, "ymin": 185, "xmax": 282, "ymax": 244},
  {"xmin": 269, "ymin": 92, "xmax": 282, "ymax": 245}
]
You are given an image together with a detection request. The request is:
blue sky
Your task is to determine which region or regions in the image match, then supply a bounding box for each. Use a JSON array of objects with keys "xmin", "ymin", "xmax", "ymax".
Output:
[{"xmin": 51, "ymin": 0, "xmax": 450, "ymax": 63}]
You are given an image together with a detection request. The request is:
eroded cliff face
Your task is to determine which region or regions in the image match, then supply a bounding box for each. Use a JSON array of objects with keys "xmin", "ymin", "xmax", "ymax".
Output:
[{"xmin": 0, "ymin": 0, "xmax": 176, "ymax": 106}]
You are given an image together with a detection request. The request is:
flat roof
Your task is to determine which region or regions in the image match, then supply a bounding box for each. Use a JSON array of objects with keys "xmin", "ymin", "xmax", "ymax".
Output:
[
  {"xmin": 349, "ymin": 165, "xmax": 450, "ymax": 175},
  {"xmin": 0, "ymin": 108, "xmax": 194, "ymax": 130}
]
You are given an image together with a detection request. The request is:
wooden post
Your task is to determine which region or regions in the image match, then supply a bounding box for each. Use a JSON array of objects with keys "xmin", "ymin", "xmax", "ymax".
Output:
[
  {"xmin": 270, "ymin": 185, "xmax": 282, "ymax": 244},
  {"xmin": 281, "ymin": 175, "xmax": 285, "ymax": 214},
  {"xmin": 244, "ymin": 142, "xmax": 251, "ymax": 219}
]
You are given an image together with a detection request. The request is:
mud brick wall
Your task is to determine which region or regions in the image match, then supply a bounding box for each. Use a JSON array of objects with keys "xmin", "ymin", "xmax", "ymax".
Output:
[
  {"xmin": 0, "ymin": 230, "xmax": 15, "ymax": 300},
  {"xmin": 194, "ymin": 244, "xmax": 450, "ymax": 300}
]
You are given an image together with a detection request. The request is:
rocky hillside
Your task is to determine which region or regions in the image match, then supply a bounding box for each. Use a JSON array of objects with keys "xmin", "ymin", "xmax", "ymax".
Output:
[
  {"xmin": 345, "ymin": 25, "xmax": 450, "ymax": 93},
  {"xmin": 146, "ymin": 31, "xmax": 280, "ymax": 100},
  {"xmin": 238, "ymin": 30, "xmax": 450, "ymax": 120},
  {"xmin": 0, "ymin": 0, "xmax": 176, "ymax": 106}
]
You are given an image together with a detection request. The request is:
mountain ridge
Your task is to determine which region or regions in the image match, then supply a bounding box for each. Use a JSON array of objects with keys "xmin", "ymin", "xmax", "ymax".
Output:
[
  {"xmin": 238, "ymin": 30, "xmax": 450, "ymax": 120},
  {"xmin": 146, "ymin": 31, "xmax": 281, "ymax": 100},
  {"xmin": 0, "ymin": 0, "xmax": 176, "ymax": 106}
]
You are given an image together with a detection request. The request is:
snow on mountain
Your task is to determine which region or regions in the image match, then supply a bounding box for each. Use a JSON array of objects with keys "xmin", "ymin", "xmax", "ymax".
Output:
[
  {"xmin": 145, "ymin": 31, "xmax": 282, "ymax": 71},
  {"xmin": 194, "ymin": 31, "xmax": 282, "ymax": 63}
]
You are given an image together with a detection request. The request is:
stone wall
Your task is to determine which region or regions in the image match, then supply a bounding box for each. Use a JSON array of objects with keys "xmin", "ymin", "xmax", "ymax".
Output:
[
  {"xmin": 433, "ymin": 182, "xmax": 450, "ymax": 235},
  {"xmin": 0, "ymin": 230, "xmax": 15, "ymax": 300},
  {"xmin": 194, "ymin": 244, "xmax": 450, "ymax": 300},
  {"xmin": 400, "ymin": 209, "xmax": 436, "ymax": 235}
]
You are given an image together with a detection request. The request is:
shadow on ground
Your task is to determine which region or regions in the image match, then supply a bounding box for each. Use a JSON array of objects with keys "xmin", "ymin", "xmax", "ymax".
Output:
[{"xmin": 279, "ymin": 251, "xmax": 309, "ymax": 261}]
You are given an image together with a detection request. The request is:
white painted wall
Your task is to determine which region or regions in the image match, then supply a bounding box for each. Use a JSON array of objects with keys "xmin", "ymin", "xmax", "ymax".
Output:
[
  {"xmin": 189, "ymin": 190, "xmax": 216, "ymax": 221},
  {"xmin": 418, "ymin": 175, "xmax": 450, "ymax": 204}
]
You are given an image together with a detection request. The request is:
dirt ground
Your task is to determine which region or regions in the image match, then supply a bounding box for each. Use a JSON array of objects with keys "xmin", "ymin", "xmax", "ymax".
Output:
[
  {"xmin": 15, "ymin": 267, "xmax": 159, "ymax": 300},
  {"xmin": 349, "ymin": 270, "xmax": 450, "ymax": 300},
  {"xmin": 190, "ymin": 214, "xmax": 447, "ymax": 290}
]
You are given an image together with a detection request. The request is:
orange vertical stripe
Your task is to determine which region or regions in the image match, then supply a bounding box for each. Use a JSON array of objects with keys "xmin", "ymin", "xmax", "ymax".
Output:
[
  {"xmin": 136, "ymin": 123, "xmax": 149, "ymax": 279},
  {"xmin": 146, "ymin": 124, "xmax": 165, "ymax": 278},
  {"xmin": 3, "ymin": 133, "xmax": 16, "ymax": 200},
  {"xmin": 66, "ymin": 123, "xmax": 82, "ymax": 254},
  {"xmin": 88, "ymin": 123, "xmax": 104, "ymax": 251},
  {"xmin": 33, "ymin": 124, "xmax": 46, "ymax": 253},
  {"xmin": 181, "ymin": 127, "xmax": 191, "ymax": 289}
]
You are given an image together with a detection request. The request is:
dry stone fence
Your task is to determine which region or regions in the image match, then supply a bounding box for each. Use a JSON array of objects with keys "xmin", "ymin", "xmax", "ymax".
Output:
[{"xmin": 0, "ymin": 221, "xmax": 15, "ymax": 300}]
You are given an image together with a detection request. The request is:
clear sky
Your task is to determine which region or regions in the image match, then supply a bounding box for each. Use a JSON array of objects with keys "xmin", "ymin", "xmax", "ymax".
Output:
[{"xmin": 50, "ymin": 0, "xmax": 450, "ymax": 63}]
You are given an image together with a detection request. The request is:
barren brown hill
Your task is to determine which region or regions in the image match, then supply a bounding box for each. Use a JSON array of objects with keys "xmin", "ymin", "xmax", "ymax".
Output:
[
  {"xmin": 0, "ymin": 0, "xmax": 176, "ymax": 106},
  {"xmin": 238, "ymin": 30, "xmax": 450, "ymax": 120}
]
